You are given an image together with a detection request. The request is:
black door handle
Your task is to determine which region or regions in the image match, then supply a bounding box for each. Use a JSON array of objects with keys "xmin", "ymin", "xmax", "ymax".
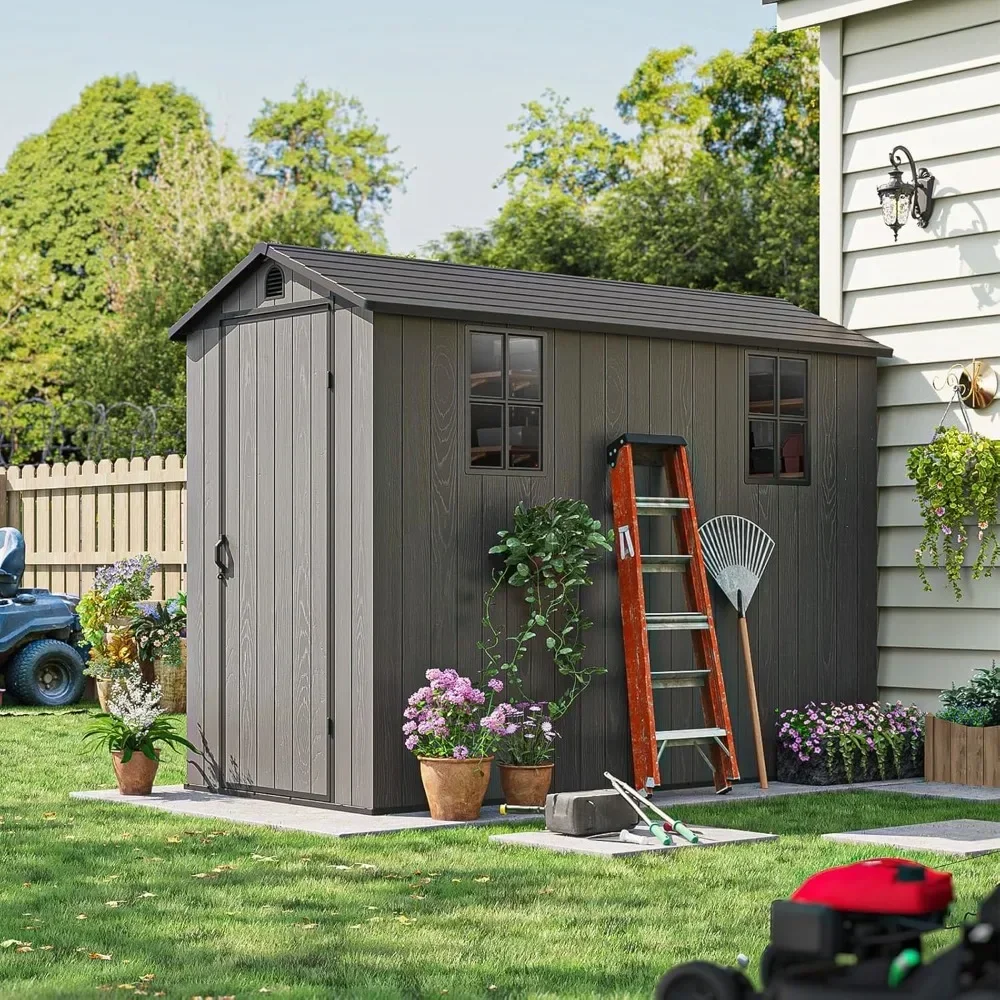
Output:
[{"xmin": 214, "ymin": 535, "xmax": 228, "ymax": 580}]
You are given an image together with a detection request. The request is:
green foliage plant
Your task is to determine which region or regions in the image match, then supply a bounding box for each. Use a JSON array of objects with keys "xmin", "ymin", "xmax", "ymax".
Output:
[
  {"xmin": 76, "ymin": 555, "xmax": 158, "ymax": 647},
  {"xmin": 82, "ymin": 673, "xmax": 197, "ymax": 763},
  {"xmin": 478, "ymin": 499, "xmax": 613, "ymax": 721},
  {"xmin": 938, "ymin": 661, "xmax": 1000, "ymax": 728},
  {"xmin": 906, "ymin": 426, "xmax": 1000, "ymax": 600},
  {"xmin": 128, "ymin": 602, "xmax": 185, "ymax": 668}
]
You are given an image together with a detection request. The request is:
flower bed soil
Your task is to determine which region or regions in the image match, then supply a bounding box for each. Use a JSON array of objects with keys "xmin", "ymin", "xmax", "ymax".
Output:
[{"xmin": 776, "ymin": 743, "xmax": 924, "ymax": 785}]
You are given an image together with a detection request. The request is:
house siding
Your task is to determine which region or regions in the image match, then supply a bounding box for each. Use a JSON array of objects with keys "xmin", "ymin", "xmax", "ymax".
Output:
[
  {"xmin": 817, "ymin": 0, "xmax": 1000, "ymax": 711},
  {"xmin": 370, "ymin": 313, "xmax": 879, "ymax": 811}
]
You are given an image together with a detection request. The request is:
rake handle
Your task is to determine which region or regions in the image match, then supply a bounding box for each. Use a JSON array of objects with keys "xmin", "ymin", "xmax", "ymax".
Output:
[{"xmin": 738, "ymin": 614, "xmax": 769, "ymax": 790}]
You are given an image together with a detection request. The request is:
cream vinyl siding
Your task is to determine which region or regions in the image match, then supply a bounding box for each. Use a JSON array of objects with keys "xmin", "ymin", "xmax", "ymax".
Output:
[{"xmin": 818, "ymin": 0, "xmax": 1000, "ymax": 711}]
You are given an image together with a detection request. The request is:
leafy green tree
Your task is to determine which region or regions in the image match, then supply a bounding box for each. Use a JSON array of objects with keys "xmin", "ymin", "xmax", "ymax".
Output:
[
  {"xmin": 248, "ymin": 82, "xmax": 406, "ymax": 251},
  {"xmin": 0, "ymin": 75, "xmax": 209, "ymax": 399},
  {"xmin": 431, "ymin": 29, "xmax": 820, "ymax": 314},
  {"xmin": 0, "ymin": 75, "xmax": 207, "ymax": 313},
  {"xmin": 430, "ymin": 183, "xmax": 605, "ymax": 277},
  {"xmin": 499, "ymin": 90, "xmax": 628, "ymax": 201},
  {"xmin": 71, "ymin": 131, "xmax": 315, "ymax": 451},
  {"xmin": 0, "ymin": 228, "xmax": 64, "ymax": 399}
]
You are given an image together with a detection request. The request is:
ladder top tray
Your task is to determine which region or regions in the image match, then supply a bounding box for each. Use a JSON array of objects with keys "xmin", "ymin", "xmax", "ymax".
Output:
[{"xmin": 607, "ymin": 433, "xmax": 689, "ymax": 467}]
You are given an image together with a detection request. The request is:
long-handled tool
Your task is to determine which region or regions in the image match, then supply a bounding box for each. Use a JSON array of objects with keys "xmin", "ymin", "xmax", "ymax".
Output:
[
  {"xmin": 604, "ymin": 771, "xmax": 700, "ymax": 844},
  {"xmin": 698, "ymin": 515, "xmax": 775, "ymax": 790}
]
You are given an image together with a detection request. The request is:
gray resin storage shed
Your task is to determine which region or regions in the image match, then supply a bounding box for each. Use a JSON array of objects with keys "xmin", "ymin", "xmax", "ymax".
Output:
[{"xmin": 169, "ymin": 243, "xmax": 891, "ymax": 813}]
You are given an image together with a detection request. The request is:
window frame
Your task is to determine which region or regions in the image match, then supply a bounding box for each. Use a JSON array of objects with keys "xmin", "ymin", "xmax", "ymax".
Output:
[
  {"xmin": 465, "ymin": 325, "xmax": 547, "ymax": 476},
  {"xmin": 744, "ymin": 350, "xmax": 810, "ymax": 487}
]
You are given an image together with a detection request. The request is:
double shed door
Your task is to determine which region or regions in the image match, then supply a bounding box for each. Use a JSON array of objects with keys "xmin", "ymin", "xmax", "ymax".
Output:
[{"xmin": 213, "ymin": 305, "xmax": 332, "ymax": 800}]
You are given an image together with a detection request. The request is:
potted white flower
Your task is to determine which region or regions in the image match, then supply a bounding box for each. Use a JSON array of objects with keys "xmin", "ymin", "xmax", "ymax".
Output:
[{"xmin": 82, "ymin": 672, "xmax": 197, "ymax": 795}]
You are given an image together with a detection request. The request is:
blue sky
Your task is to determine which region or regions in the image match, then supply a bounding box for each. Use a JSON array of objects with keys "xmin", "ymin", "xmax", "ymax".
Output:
[{"xmin": 2, "ymin": 1, "xmax": 775, "ymax": 254}]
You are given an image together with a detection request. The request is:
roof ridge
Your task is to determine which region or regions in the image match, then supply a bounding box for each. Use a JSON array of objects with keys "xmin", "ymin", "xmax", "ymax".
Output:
[{"xmin": 268, "ymin": 244, "xmax": 814, "ymax": 312}]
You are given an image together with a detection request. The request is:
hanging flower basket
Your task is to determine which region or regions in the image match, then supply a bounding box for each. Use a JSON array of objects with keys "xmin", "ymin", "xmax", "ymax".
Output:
[{"xmin": 906, "ymin": 425, "xmax": 1000, "ymax": 600}]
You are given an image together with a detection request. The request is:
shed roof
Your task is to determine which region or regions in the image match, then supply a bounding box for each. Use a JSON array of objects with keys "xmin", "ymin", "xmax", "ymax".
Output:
[{"xmin": 168, "ymin": 243, "xmax": 891, "ymax": 357}]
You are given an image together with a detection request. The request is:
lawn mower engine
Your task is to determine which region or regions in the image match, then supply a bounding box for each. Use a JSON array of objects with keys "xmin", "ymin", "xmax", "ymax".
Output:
[{"xmin": 654, "ymin": 857, "xmax": 1000, "ymax": 999}]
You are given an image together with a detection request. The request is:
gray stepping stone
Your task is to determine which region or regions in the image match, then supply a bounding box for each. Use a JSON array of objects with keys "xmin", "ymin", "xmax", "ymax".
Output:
[
  {"xmin": 489, "ymin": 825, "xmax": 777, "ymax": 857},
  {"xmin": 824, "ymin": 819, "xmax": 1000, "ymax": 856}
]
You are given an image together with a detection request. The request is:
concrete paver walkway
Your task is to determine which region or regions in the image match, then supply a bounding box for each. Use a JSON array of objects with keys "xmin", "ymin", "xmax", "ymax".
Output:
[
  {"xmin": 824, "ymin": 819, "xmax": 1000, "ymax": 856},
  {"xmin": 70, "ymin": 786, "xmax": 533, "ymax": 838},
  {"xmin": 70, "ymin": 777, "xmax": 1000, "ymax": 840}
]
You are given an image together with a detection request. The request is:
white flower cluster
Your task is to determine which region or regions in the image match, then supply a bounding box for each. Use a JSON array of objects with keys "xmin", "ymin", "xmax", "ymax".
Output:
[{"xmin": 107, "ymin": 672, "xmax": 164, "ymax": 735}]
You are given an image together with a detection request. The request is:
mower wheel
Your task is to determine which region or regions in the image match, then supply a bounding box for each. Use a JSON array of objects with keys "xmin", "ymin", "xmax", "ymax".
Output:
[
  {"xmin": 654, "ymin": 961, "xmax": 753, "ymax": 1000},
  {"xmin": 6, "ymin": 639, "xmax": 86, "ymax": 706}
]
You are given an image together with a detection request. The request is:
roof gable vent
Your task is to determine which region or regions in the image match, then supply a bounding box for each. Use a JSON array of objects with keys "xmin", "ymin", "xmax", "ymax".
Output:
[{"xmin": 264, "ymin": 265, "xmax": 284, "ymax": 299}]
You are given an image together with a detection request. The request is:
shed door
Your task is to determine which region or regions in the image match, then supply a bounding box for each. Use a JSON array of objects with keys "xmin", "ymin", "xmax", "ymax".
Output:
[{"xmin": 216, "ymin": 307, "xmax": 332, "ymax": 800}]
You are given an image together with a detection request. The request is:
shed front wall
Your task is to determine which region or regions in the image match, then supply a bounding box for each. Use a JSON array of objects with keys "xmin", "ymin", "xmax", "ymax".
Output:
[
  {"xmin": 186, "ymin": 260, "xmax": 375, "ymax": 811},
  {"xmin": 372, "ymin": 312, "xmax": 879, "ymax": 811},
  {"xmin": 815, "ymin": 0, "xmax": 1000, "ymax": 711}
]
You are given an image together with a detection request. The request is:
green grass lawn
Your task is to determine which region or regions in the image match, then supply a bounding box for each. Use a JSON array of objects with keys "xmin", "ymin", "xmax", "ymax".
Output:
[{"xmin": 2, "ymin": 710, "xmax": 1000, "ymax": 999}]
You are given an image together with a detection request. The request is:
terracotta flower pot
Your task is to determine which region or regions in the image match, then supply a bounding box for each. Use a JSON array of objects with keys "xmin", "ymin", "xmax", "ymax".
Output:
[
  {"xmin": 111, "ymin": 749, "xmax": 160, "ymax": 795},
  {"xmin": 499, "ymin": 763, "xmax": 554, "ymax": 806},
  {"xmin": 418, "ymin": 756, "xmax": 493, "ymax": 820}
]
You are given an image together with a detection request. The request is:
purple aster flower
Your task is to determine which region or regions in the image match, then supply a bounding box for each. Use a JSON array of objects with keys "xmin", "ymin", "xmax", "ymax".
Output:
[
  {"xmin": 452, "ymin": 745, "xmax": 469, "ymax": 760},
  {"xmin": 487, "ymin": 678, "xmax": 504, "ymax": 693}
]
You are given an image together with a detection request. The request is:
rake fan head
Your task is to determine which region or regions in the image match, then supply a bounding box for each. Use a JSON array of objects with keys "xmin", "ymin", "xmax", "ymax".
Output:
[{"xmin": 697, "ymin": 515, "xmax": 775, "ymax": 613}]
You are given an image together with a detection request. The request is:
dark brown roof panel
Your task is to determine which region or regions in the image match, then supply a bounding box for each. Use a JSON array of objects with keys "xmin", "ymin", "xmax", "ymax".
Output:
[{"xmin": 169, "ymin": 244, "xmax": 891, "ymax": 357}]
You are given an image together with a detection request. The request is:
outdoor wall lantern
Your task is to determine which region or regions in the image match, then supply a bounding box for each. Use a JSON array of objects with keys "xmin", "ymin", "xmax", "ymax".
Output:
[{"xmin": 877, "ymin": 145, "xmax": 936, "ymax": 241}]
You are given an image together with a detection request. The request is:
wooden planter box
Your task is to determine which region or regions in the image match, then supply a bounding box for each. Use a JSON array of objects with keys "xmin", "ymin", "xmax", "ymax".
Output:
[{"xmin": 925, "ymin": 713, "xmax": 1000, "ymax": 786}]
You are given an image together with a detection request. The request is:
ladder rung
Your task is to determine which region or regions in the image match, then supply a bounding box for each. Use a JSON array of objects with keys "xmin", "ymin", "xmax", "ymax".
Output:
[
  {"xmin": 650, "ymin": 669, "xmax": 710, "ymax": 689},
  {"xmin": 656, "ymin": 727, "xmax": 728, "ymax": 747},
  {"xmin": 635, "ymin": 497, "xmax": 690, "ymax": 514},
  {"xmin": 641, "ymin": 554, "xmax": 691, "ymax": 574},
  {"xmin": 646, "ymin": 613, "xmax": 709, "ymax": 631}
]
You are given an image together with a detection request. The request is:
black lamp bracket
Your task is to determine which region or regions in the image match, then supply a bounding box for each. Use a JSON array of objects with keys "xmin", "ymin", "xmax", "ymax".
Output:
[{"xmin": 890, "ymin": 144, "xmax": 935, "ymax": 228}]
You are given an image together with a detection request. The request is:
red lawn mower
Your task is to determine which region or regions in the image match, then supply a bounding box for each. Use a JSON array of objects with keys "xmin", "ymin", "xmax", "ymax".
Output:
[{"xmin": 654, "ymin": 857, "xmax": 1000, "ymax": 999}]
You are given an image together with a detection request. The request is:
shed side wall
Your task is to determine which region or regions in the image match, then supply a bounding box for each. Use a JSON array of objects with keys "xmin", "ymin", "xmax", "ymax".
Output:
[
  {"xmin": 820, "ymin": 0, "xmax": 1000, "ymax": 711},
  {"xmin": 372, "ymin": 313, "xmax": 878, "ymax": 811}
]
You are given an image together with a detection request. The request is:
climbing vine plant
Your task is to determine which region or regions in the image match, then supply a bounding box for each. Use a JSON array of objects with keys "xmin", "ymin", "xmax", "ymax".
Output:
[
  {"xmin": 478, "ymin": 498, "xmax": 613, "ymax": 720},
  {"xmin": 906, "ymin": 425, "xmax": 1000, "ymax": 600}
]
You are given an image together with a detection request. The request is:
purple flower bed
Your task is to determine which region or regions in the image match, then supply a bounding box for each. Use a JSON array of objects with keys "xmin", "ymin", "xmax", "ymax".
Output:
[{"xmin": 776, "ymin": 701, "xmax": 924, "ymax": 785}]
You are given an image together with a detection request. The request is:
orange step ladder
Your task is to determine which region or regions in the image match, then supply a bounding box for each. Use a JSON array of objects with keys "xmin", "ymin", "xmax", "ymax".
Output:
[{"xmin": 607, "ymin": 433, "xmax": 739, "ymax": 795}]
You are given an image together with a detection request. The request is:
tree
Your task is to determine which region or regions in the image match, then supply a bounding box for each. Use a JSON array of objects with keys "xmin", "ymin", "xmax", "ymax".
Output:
[
  {"xmin": 72, "ymin": 131, "xmax": 315, "ymax": 449},
  {"xmin": 430, "ymin": 29, "xmax": 820, "ymax": 313},
  {"xmin": 248, "ymin": 82, "xmax": 407, "ymax": 251},
  {"xmin": 0, "ymin": 75, "xmax": 210, "ymax": 398},
  {"xmin": 499, "ymin": 90, "xmax": 628, "ymax": 202},
  {"xmin": 0, "ymin": 228, "xmax": 64, "ymax": 399},
  {"xmin": 429, "ymin": 183, "xmax": 605, "ymax": 277},
  {"xmin": 0, "ymin": 75, "xmax": 207, "ymax": 311}
]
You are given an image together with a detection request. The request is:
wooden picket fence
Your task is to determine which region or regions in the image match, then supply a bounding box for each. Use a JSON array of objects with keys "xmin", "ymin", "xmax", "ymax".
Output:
[{"xmin": 0, "ymin": 455, "xmax": 187, "ymax": 600}]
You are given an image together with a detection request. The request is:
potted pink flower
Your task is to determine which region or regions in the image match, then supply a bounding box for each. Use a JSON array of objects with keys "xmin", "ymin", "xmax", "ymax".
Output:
[{"xmin": 403, "ymin": 668, "xmax": 514, "ymax": 820}]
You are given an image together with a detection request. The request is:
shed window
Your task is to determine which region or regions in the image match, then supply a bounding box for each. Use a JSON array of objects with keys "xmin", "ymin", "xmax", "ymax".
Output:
[
  {"xmin": 747, "ymin": 354, "xmax": 807, "ymax": 484},
  {"xmin": 264, "ymin": 265, "xmax": 284, "ymax": 299},
  {"xmin": 469, "ymin": 330, "xmax": 542, "ymax": 471}
]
